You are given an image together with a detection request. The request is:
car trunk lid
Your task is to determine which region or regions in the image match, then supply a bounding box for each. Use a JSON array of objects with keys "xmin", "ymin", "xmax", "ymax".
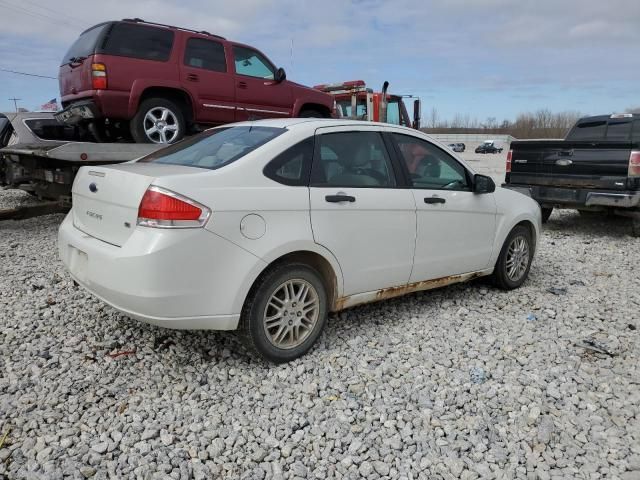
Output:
[{"xmin": 72, "ymin": 163, "xmax": 204, "ymax": 246}]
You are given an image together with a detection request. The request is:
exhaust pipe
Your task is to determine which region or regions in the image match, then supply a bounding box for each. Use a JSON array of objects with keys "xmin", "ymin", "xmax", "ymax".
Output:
[{"xmin": 380, "ymin": 81, "xmax": 389, "ymax": 123}]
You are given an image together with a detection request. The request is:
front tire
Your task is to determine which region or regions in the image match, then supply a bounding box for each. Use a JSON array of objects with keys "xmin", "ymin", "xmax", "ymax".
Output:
[
  {"xmin": 492, "ymin": 225, "xmax": 534, "ymax": 290},
  {"xmin": 239, "ymin": 263, "xmax": 328, "ymax": 363},
  {"xmin": 130, "ymin": 98, "xmax": 185, "ymax": 144}
]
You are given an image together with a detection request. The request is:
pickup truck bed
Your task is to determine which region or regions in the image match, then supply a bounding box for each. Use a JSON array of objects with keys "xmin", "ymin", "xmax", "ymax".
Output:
[{"xmin": 504, "ymin": 114, "xmax": 640, "ymax": 236}]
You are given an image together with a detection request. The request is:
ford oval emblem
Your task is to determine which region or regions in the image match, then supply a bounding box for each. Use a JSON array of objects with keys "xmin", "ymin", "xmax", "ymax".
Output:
[{"xmin": 89, "ymin": 182, "xmax": 98, "ymax": 193}]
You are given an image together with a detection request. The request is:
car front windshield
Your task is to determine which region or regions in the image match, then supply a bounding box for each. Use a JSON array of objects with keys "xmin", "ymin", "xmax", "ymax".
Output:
[{"xmin": 138, "ymin": 126, "xmax": 286, "ymax": 169}]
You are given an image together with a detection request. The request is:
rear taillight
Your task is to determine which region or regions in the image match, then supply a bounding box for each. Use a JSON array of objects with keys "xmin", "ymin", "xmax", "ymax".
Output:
[
  {"xmin": 91, "ymin": 63, "xmax": 107, "ymax": 90},
  {"xmin": 629, "ymin": 151, "xmax": 640, "ymax": 178},
  {"xmin": 506, "ymin": 150, "xmax": 513, "ymax": 173},
  {"xmin": 137, "ymin": 186, "xmax": 210, "ymax": 228}
]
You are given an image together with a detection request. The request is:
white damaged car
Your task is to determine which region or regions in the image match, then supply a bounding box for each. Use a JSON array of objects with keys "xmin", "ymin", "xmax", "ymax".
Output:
[{"xmin": 58, "ymin": 119, "xmax": 541, "ymax": 362}]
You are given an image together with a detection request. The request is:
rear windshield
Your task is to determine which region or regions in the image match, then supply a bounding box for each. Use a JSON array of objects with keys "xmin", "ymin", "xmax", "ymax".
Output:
[
  {"xmin": 100, "ymin": 23, "xmax": 174, "ymax": 61},
  {"xmin": 138, "ymin": 126, "xmax": 286, "ymax": 169},
  {"xmin": 567, "ymin": 120, "xmax": 607, "ymax": 141},
  {"xmin": 24, "ymin": 118, "xmax": 88, "ymax": 142},
  {"xmin": 61, "ymin": 24, "xmax": 108, "ymax": 64},
  {"xmin": 606, "ymin": 120, "xmax": 632, "ymax": 141}
]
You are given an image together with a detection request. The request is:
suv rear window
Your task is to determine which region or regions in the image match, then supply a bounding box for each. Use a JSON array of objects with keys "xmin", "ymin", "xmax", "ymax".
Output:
[
  {"xmin": 138, "ymin": 126, "xmax": 285, "ymax": 170},
  {"xmin": 100, "ymin": 23, "xmax": 174, "ymax": 61},
  {"xmin": 61, "ymin": 24, "xmax": 108, "ymax": 65}
]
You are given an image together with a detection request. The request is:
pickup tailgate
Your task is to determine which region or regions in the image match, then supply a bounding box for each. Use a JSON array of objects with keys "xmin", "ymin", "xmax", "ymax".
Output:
[{"xmin": 509, "ymin": 140, "xmax": 631, "ymax": 190}]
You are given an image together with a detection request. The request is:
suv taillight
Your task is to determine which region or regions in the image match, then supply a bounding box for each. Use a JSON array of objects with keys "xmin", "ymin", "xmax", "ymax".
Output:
[
  {"xmin": 629, "ymin": 151, "xmax": 640, "ymax": 178},
  {"xmin": 91, "ymin": 63, "xmax": 107, "ymax": 90},
  {"xmin": 137, "ymin": 186, "xmax": 210, "ymax": 228},
  {"xmin": 506, "ymin": 150, "xmax": 513, "ymax": 173}
]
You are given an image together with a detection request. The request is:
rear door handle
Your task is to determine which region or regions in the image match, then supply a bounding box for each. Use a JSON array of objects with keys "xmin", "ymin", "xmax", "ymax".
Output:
[
  {"xmin": 424, "ymin": 196, "xmax": 446, "ymax": 204},
  {"xmin": 325, "ymin": 194, "xmax": 355, "ymax": 203},
  {"xmin": 237, "ymin": 81, "xmax": 248, "ymax": 89},
  {"xmin": 187, "ymin": 73, "xmax": 199, "ymax": 82}
]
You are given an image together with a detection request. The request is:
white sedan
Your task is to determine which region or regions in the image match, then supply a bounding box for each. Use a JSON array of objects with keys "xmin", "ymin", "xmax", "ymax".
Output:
[{"xmin": 58, "ymin": 119, "xmax": 541, "ymax": 362}]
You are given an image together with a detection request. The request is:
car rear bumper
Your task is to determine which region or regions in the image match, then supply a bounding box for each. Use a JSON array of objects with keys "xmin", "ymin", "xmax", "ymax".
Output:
[
  {"xmin": 58, "ymin": 213, "xmax": 264, "ymax": 330},
  {"xmin": 503, "ymin": 184, "xmax": 640, "ymax": 210}
]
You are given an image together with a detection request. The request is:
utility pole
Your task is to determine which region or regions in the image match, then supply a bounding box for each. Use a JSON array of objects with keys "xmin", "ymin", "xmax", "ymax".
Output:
[{"xmin": 8, "ymin": 97, "xmax": 21, "ymax": 112}]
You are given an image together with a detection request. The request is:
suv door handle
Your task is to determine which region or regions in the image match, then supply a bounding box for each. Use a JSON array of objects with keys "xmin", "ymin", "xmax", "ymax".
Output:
[
  {"xmin": 424, "ymin": 196, "xmax": 446, "ymax": 204},
  {"xmin": 237, "ymin": 81, "xmax": 248, "ymax": 89},
  {"xmin": 325, "ymin": 194, "xmax": 355, "ymax": 203},
  {"xmin": 187, "ymin": 73, "xmax": 199, "ymax": 82}
]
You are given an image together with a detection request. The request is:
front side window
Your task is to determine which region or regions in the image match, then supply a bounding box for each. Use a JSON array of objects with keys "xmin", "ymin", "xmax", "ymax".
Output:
[
  {"xmin": 184, "ymin": 38, "xmax": 226, "ymax": 72},
  {"xmin": 264, "ymin": 138, "xmax": 314, "ymax": 186},
  {"xmin": 233, "ymin": 46, "xmax": 275, "ymax": 79},
  {"xmin": 138, "ymin": 126, "xmax": 285, "ymax": 170},
  {"xmin": 100, "ymin": 23, "xmax": 174, "ymax": 62},
  {"xmin": 312, "ymin": 131, "xmax": 396, "ymax": 187},
  {"xmin": 392, "ymin": 134, "xmax": 470, "ymax": 191}
]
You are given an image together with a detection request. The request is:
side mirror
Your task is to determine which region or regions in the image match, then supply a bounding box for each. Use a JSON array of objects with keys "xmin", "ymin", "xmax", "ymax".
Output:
[
  {"xmin": 274, "ymin": 67, "xmax": 286, "ymax": 83},
  {"xmin": 473, "ymin": 174, "xmax": 495, "ymax": 194}
]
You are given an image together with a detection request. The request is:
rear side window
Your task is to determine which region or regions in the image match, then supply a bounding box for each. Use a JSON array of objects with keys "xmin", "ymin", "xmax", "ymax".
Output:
[
  {"xmin": 61, "ymin": 24, "xmax": 108, "ymax": 64},
  {"xmin": 568, "ymin": 120, "xmax": 607, "ymax": 141},
  {"xmin": 184, "ymin": 38, "xmax": 226, "ymax": 72},
  {"xmin": 100, "ymin": 23, "xmax": 174, "ymax": 61},
  {"xmin": 311, "ymin": 131, "xmax": 396, "ymax": 187},
  {"xmin": 264, "ymin": 138, "xmax": 314, "ymax": 186},
  {"xmin": 606, "ymin": 121, "xmax": 632, "ymax": 141},
  {"xmin": 138, "ymin": 126, "xmax": 285, "ymax": 170}
]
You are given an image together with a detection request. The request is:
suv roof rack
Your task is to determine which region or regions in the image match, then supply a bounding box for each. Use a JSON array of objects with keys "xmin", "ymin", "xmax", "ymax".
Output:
[{"xmin": 121, "ymin": 18, "xmax": 225, "ymax": 40}]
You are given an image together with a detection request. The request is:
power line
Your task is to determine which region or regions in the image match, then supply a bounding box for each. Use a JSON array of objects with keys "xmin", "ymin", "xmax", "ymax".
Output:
[
  {"xmin": 0, "ymin": 68, "xmax": 57, "ymax": 79},
  {"xmin": 0, "ymin": 0, "xmax": 82, "ymax": 29},
  {"xmin": 22, "ymin": 0, "xmax": 88, "ymax": 26},
  {"xmin": 8, "ymin": 98, "xmax": 21, "ymax": 112}
]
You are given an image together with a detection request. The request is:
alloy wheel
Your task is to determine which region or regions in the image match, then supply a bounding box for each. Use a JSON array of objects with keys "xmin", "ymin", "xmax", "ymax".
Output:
[
  {"xmin": 143, "ymin": 106, "xmax": 180, "ymax": 143},
  {"xmin": 505, "ymin": 235, "xmax": 530, "ymax": 282}
]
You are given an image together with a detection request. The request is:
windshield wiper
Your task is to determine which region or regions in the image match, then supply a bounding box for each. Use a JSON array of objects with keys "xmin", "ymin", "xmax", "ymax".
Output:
[{"xmin": 69, "ymin": 56, "xmax": 87, "ymax": 64}]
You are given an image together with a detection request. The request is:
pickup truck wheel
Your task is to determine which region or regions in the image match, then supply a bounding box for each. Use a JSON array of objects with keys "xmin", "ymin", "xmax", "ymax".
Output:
[
  {"xmin": 492, "ymin": 225, "xmax": 533, "ymax": 290},
  {"xmin": 541, "ymin": 207, "xmax": 553, "ymax": 223},
  {"xmin": 299, "ymin": 109, "xmax": 325, "ymax": 118},
  {"xmin": 131, "ymin": 98, "xmax": 185, "ymax": 144},
  {"xmin": 239, "ymin": 263, "xmax": 328, "ymax": 363}
]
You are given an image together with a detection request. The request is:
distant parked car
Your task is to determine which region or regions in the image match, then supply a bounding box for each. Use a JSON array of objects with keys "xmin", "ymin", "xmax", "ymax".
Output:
[
  {"xmin": 56, "ymin": 18, "xmax": 335, "ymax": 144},
  {"xmin": 476, "ymin": 140, "xmax": 503, "ymax": 154},
  {"xmin": 448, "ymin": 143, "xmax": 465, "ymax": 152},
  {"xmin": 58, "ymin": 119, "xmax": 541, "ymax": 362}
]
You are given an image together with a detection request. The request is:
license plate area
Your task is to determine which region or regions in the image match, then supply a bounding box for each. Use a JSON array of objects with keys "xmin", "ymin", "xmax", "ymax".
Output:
[
  {"xmin": 68, "ymin": 245, "xmax": 88, "ymax": 282},
  {"xmin": 538, "ymin": 187, "xmax": 579, "ymax": 202}
]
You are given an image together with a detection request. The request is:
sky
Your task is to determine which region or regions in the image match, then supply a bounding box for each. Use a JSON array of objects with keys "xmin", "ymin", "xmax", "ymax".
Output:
[{"xmin": 0, "ymin": 0, "xmax": 638, "ymax": 122}]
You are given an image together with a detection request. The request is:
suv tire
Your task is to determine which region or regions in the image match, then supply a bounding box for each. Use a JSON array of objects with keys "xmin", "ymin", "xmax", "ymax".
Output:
[
  {"xmin": 239, "ymin": 262, "xmax": 328, "ymax": 363},
  {"xmin": 131, "ymin": 98, "xmax": 185, "ymax": 144},
  {"xmin": 492, "ymin": 225, "xmax": 533, "ymax": 290}
]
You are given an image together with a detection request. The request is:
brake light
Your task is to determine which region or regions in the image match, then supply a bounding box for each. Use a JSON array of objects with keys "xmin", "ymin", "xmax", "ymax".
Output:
[
  {"xmin": 91, "ymin": 63, "xmax": 107, "ymax": 90},
  {"xmin": 629, "ymin": 151, "xmax": 640, "ymax": 177},
  {"xmin": 506, "ymin": 150, "xmax": 513, "ymax": 173},
  {"xmin": 137, "ymin": 186, "xmax": 210, "ymax": 228}
]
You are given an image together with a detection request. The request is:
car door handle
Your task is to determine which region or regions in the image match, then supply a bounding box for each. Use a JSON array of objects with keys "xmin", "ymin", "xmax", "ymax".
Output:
[
  {"xmin": 424, "ymin": 197, "xmax": 446, "ymax": 204},
  {"xmin": 558, "ymin": 149, "xmax": 574, "ymax": 156},
  {"xmin": 325, "ymin": 194, "xmax": 355, "ymax": 203},
  {"xmin": 237, "ymin": 81, "xmax": 248, "ymax": 89},
  {"xmin": 187, "ymin": 74, "xmax": 199, "ymax": 82}
]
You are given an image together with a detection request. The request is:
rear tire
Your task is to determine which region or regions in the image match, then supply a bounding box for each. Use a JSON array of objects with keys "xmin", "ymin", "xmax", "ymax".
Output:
[
  {"xmin": 130, "ymin": 97, "xmax": 185, "ymax": 144},
  {"xmin": 492, "ymin": 225, "xmax": 534, "ymax": 290},
  {"xmin": 541, "ymin": 207, "xmax": 553, "ymax": 223},
  {"xmin": 238, "ymin": 262, "xmax": 328, "ymax": 363}
]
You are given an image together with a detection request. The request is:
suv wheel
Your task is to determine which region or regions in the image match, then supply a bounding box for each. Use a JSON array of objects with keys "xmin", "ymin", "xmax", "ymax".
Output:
[
  {"xmin": 492, "ymin": 225, "xmax": 533, "ymax": 290},
  {"xmin": 239, "ymin": 262, "xmax": 328, "ymax": 363},
  {"xmin": 131, "ymin": 98, "xmax": 185, "ymax": 144}
]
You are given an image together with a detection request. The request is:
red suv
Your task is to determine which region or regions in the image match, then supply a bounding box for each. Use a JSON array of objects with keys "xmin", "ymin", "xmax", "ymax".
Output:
[{"xmin": 57, "ymin": 19, "xmax": 335, "ymax": 143}]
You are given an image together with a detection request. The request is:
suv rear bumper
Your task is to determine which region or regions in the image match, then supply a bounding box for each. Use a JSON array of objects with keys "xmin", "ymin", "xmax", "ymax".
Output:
[
  {"xmin": 503, "ymin": 184, "xmax": 640, "ymax": 210},
  {"xmin": 55, "ymin": 100, "xmax": 100, "ymax": 124}
]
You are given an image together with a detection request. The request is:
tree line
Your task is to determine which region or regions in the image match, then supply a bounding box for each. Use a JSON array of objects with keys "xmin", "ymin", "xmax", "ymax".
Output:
[{"xmin": 422, "ymin": 106, "xmax": 639, "ymax": 139}]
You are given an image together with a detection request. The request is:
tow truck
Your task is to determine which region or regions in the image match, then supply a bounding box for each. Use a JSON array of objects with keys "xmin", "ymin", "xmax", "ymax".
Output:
[{"xmin": 313, "ymin": 80, "xmax": 421, "ymax": 129}]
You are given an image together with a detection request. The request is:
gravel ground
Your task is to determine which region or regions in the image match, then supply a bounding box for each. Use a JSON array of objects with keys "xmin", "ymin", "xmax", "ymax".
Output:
[{"xmin": 1, "ymin": 186, "xmax": 639, "ymax": 480}]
